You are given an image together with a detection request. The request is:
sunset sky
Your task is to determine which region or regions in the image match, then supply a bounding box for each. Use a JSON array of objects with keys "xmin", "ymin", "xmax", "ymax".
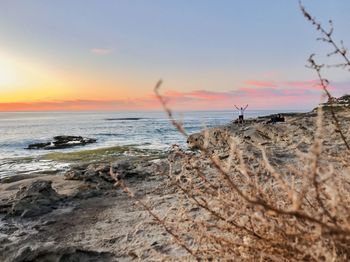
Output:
[{"xmin": 0, "ymin": 0, "xmax": 349, "ymax": 111}]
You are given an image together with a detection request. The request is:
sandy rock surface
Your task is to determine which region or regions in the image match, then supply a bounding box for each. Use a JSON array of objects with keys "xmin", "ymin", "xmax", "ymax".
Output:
[
  {"xmin": 1, "ymin": 109, "xmax": 349, "ymax": 261},
  {"xmin": 0, "ymin": 157, "xmax": 184, "ymax": 262}
]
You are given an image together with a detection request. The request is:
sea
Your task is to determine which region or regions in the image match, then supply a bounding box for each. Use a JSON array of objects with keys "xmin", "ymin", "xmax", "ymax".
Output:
[{"xmin": 0, "ymin": 110, "xmax": 305, "ymax": 178}]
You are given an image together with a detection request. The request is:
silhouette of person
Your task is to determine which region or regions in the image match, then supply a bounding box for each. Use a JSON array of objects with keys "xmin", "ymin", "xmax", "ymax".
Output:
[{"xmin": 234, "ymin": 104, "xmax": 248, "ymax": 124}]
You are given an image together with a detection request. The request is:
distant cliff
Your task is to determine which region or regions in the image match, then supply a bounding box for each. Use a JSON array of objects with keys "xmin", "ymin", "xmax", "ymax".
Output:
[
  {"xmin": 322, "ymin": 95, "xmax": 350, "ymax": 107},
  {"xmin": 320, "ymin": 94, "xmax": 350, "ymax": 109}
]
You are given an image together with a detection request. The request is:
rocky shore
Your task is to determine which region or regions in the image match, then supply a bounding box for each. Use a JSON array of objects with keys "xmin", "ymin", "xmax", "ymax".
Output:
[
  {"xmin": 1, "ymin": 109, "xmax": 349, "ymax": 261},
  {"xmin": 0, "ymin": 155, "xmax": 174, "ymax": 262}
]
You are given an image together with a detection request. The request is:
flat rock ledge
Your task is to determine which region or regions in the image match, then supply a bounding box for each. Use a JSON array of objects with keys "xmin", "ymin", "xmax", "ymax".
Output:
[
  {"xmin": 5, "ymin": 244, "xmax": 116, "ymax": 262},
  {"xmin": 27, "ymin": 135, "xmax": 97, "ymax": 150},
  {"xmin": 0, "ymin": 156, "xmax": 168, "ymax": 261}
]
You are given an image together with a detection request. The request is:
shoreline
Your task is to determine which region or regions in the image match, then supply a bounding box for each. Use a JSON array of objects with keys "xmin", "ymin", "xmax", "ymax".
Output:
[
  {"xmin": 0, "ymin": 145, "xmax": 172, "ymax": 261},
  {"xmin": 0, "ymin": 111, "xmax": 287, "ymax": 180},
  {"xmin": 1, "ymin": 109, "xmax": 349, "ymax": 261},
  {"xmin": 0, "ymin": 145, "xmax": 166, "ymax": 181}
]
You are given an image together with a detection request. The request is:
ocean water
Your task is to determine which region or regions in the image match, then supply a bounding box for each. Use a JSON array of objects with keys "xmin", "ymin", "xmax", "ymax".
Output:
[{"xmin": 0, "ymin": 110, "xmax": 303, "ymax": 178}]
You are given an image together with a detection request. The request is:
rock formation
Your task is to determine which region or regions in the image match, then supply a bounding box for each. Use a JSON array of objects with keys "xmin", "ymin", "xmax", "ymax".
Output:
[
  {"xmin": 27, "ymin": 136, "xmax": 97, "ymax": 150},
  {"xmin": 8, "ymin": 180, "xmax": 62, "ymax": 218}
]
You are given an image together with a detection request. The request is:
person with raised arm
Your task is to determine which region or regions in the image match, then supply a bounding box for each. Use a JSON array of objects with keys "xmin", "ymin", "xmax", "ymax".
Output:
[{"xmin": 234, "ymin": 104, "xmax": 248, "ymax": 124}]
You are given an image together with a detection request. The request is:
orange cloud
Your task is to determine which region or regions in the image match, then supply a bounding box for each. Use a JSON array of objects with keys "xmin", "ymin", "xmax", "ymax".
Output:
[
  {"xmin": 1, "ymin": 79, "xmax": 348, "ymax": 111},
  {"xmin": 0, "ymin": 99, "xmax": 154, "ymax": 112}
]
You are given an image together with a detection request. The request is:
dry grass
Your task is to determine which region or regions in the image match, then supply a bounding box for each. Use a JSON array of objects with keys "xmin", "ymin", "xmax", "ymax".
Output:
[
  {"xmin": 143, "ymin": 98, "xmax": 349, "ymax": 261},
  {"xmin": 113, "ymin": 2, "xmax": 350, "ymax": 261}
]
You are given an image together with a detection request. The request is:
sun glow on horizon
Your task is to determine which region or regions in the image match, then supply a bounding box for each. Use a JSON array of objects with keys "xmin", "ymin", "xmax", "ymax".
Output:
[
  {"xmin": 0, "ymin": 60, "xmax": 17, "ymax": 87},
  {"xmin": 0, "ymin": 51, "xmax": 78, "ymax": 103},
  {"xmin": 0, "ymin": 50, "xmax": 150, "ymax": 106},
  {"xmin": 0, "ymin": 1, "xmax": 349, "ymax": 112}
]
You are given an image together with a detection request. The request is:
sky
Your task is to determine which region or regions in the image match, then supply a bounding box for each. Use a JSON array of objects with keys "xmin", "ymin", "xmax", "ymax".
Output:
[{"xmin": 0, "ymin": 0, "xmax": 349, "ymax": 111}]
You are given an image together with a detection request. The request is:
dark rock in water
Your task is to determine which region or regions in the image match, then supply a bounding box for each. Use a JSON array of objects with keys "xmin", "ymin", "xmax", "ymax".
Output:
[
  {"xmin": 105, "ymin": 117, "xmax": 145, "ymax": 121},
  {"xmin": 27, "ymin": 135, "xmax": 97, "ymax": 150},
  {"xmin": 27, "ymin": 142, "xmax": 51, "ymax": 149},
  {"xmin": 9, "ymin": 180, "xmax": 62, "ymax": 218}
]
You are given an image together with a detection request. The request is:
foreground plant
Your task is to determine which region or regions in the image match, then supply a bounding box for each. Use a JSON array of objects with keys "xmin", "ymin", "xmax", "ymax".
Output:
[{"xmin": 115, "ymin": 2, "xmax": 350, "ymax": 261}]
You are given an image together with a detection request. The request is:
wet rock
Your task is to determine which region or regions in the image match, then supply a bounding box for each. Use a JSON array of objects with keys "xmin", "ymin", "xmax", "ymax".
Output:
[
  {"xmin": 0, "ymin": 223, "xmax": 18, "ymax": 235},
  {"xmin": 0, "ymin": 235, "xmax": 11, "ymax": 246},
  {"xmin": 64, "ymin": 159, "xmax": 156, "ymax": 196},
  {"xmin": 6, "ymin": 244, "xmax": 116, "ymax": 262},
  {"xmin": 64, "ymin": 169, "xmax": 85, "ymax": 180},
  {"xmin": 111, "ymin": 160, "xmax": 136, "ymax": 178},
  {"xmin": 72, "ymin": 188, "xmax": 102, "ymax": 199},
  {"xmin": 65, "ymin": 163, "xmax": 114, "ymax": 191},
  {"xmin": 111, "ymin": 159, "xmax": 154, "ymax": 180},
  {"xmin": 64, "ymin": 163, "xmax": 118, "ymax": 199},
  {"xmin": 27, "ymin": 136, "xmax": 97, "ymax": 150},
  {"xmin": 9, "ymin": 180, "xmax": 62, "ymax": 218},
  {"xmin": 0, "ymin": 200, "xmax": 12, "ymax": 214}
]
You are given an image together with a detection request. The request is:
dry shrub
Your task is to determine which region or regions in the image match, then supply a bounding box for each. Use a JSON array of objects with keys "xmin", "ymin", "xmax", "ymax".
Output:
[
  {"xmin": 160, "ymin": 106, "xmax": 350, "ymax": 261},
  {"xmin": 114, "ymin": 3, "xmax": 350, "ymax": 261}
]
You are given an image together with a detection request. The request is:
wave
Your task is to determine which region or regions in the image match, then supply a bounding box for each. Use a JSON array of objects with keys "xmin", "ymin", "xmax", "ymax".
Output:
[{"xmin": 94, "ymin": 133, "xmax": 121, "ymax": 137}]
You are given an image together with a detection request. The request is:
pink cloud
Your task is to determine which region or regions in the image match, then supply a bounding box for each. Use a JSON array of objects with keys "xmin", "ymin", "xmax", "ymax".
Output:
[
  {"xmin": 159, "ymin": 86, "xmax": 320, "ymax": 110},
  {"xmin": 245, "ymin": 79, "xmax": 323, "ymax": 90},
  {"xmin": 1, "ymin": 79, "xmax": 348, "ymax": 112},
  {"xmin": 245, "ymin": 80, "xmax": 277, "ymax": 88},
  {"xmin": 165, "ymin": 90, "xmax": 228, "ymax": 100},
  {"xmin": 159, "ymin": 79, "xmax": 348, "ymax": 110},
  {"xmin": 90, "ymin": 48, "xmax": 114, "ymax": 55},
  {"xmin": 283, "ymin": 80, "xmax": 325, "ymax": 90}
]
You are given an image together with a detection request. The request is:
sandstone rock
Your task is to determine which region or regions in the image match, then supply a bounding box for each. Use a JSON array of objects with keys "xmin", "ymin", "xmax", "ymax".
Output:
[
  {"xmin": 111, "ymin": 159, "xmax": 153, "ymax": 180},
  {"xmin": 65, "ymin": 163, "xmax": 114, "ymax": 191},
  {"xmin": 187, "ymin": 133, "xmax": 204, "ymax": 150},
  {"xmin": 187, "ymin": 128, "xmax": 231, "ymax": 151},
  {"xmin": 64, "ymin": 159, "xmax": 155, "ymax": 194}
]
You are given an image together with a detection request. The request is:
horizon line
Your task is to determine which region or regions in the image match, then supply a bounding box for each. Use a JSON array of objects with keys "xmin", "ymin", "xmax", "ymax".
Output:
[{"xmin": 0, "ymin": 108, "xmax": 312, "ymax": 113}]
